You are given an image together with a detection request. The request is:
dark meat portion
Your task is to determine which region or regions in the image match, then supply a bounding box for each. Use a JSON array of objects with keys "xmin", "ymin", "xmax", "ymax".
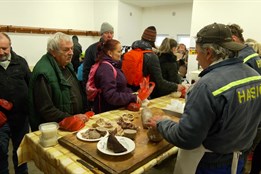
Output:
[{"xmin": 107, "ymin": 134, "xmax": 127, "ymax": 153}]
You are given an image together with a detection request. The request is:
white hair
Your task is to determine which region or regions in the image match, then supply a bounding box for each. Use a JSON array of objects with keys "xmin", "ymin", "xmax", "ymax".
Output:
[{"xmin": 47, "ymin": 32, "xmax": 72, "ymax": 52}]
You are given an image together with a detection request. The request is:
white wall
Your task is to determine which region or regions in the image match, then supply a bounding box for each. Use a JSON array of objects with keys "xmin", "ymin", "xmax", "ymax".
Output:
[
  {"xmin": 142, "ymin": 3, "xmax": 192, "ymax": 41},
  {"xmin": 187, "ymin": 0, "xmax": 261, "ymax": 80},
  {"xmin": 0, "ymin": 0, "xmax": 118, "ymax": 67},
  {"xmin": 0, "ymin": 0, "xmax": 193, "ymax": 67},
  {"xmin": 118, "ymin": 2, "xmax": 193, "ymax": 47},
  {"xmin": 118, "ymin": 2, "xmax": 143, "ymax": 46},
  {"xmin": 93, "ymin": 0, "xmax": 119, "ymax": 39},
  {"xmin": 3, "ymin": 0, "xmax": 261, "ymax": 82}
]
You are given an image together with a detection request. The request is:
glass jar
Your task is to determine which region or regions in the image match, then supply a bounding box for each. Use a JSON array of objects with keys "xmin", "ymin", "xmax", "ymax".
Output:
[{"xmin": 147, "ymin": 127, "xmax": 163, "ymax": 142}]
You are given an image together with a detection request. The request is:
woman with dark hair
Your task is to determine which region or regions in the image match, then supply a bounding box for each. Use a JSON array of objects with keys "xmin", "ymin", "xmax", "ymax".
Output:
[
  {"xmin": 93, "ymin": 39, "xmax": 140, "ymax": 113},
  {"xmin": 177, "ymin": 43, "xmax": 188, "ymax": 79}
]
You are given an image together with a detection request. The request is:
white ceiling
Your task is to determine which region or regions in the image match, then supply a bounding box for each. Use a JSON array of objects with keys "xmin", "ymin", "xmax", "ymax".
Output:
[{"xmin": 120, "ymin": 0, "xmax": 193, "ymax": 7}]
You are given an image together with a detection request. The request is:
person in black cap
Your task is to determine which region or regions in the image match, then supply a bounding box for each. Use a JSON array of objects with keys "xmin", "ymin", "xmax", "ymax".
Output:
[
  {"xmin": 147, "ymin": 23, "xmax": 261, "ymax": 174},
  {"xmin": 127, "ymin": 26, "xmax": 184, "ymax": 98}
]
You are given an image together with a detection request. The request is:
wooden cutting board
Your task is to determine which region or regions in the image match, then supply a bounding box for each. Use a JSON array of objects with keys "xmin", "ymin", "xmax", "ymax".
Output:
[{"xmin": 58, "ymin": 107, "xmax": 181, "ymax": 174}]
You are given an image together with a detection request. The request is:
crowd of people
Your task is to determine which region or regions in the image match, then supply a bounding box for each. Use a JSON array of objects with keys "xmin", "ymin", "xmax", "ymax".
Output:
[{"xmin": 0, "ymin": 21, "xmax": 261, "ymax": 174}]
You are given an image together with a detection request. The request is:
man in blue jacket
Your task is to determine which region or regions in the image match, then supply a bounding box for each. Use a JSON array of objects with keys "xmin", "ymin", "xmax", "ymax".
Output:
[
  {"xmin": 147, "ymin": 23, "xmax": 261, "ymax": 174},
  {"xmin": 228, "ymin": 23, "xmax": 261, "ymax": 174},
  {"xmin": 228, "ymin": 23, "xmax": 261, "ymax": 75}
]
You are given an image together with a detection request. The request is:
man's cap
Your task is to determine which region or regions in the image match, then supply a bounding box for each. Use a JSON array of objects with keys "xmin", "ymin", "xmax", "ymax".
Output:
[
  {"xmin": 100, "ymin": 22, "xmax": 114, "ymax": 35},
  {"xmin": 142, "ymin": 26, "xmax": 157, "ymax": 43},
  {"xmin": 196, "ymin": 23, "xmax": 245, "ymax": 51}
]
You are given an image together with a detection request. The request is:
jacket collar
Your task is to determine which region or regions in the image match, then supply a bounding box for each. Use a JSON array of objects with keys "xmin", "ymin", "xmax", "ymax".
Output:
[
  {"xmin": 199, "ymin": 58, "xmax": 243, "ymax": 77},
  {"xmin": 9, "ymin": 51, "xmax": 20, "ymax": 65},
  {"xmin": 102, "ymin": 55, "xmax": 121, "ymax": 67},
  {"xmin": 46, "ymin": 53, "xmax": 74, "ymax": 86},
  {"xmin": 131, "ymin": 40, "xmax": 152, "ymax": 51}
]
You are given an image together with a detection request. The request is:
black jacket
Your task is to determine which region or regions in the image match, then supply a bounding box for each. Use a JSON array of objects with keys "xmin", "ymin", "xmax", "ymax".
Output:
[
  {"xmin": 0, "ymin": 51, "xmax": 31, "ymax": 126},
  {"xmin": 158, "ymin": 52, "xmax": 181, "ymax": 84},
  {"xmin": 131, "ymin": 40, "xmax": 178, "ymax": 98},
  {"xmin": 72, "ymin": 41, "xmax": 82, "ymax": 72},
  {"xmin": 82, "ymin": 38, "xmax": 103, "ymax": 85}
]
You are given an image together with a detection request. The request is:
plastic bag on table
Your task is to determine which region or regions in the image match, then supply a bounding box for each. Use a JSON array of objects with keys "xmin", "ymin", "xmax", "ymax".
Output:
[
  {"xmin": 59, "ymin": 115, "xmax": 85, "ymax": 131},
  {"xmin": 137, "ymin": 77, "xmax": 155, "ymax": 101}
]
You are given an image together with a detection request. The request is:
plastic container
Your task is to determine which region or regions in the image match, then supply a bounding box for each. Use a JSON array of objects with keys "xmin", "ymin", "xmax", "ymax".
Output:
[
  {"xmin": 39, "ymin": 136, "xmax": 58, "ymax": 147},
  {"xmin": 39, "ymin": 122, "xmax": 59, "ymax": 139}
]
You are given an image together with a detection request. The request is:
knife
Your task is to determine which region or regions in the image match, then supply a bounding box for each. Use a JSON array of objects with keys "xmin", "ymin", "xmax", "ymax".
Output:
[
  {"xmin": 76, "ymin": 159, "xmax": 100, "ymax": 174},
  {"xmin": 161, "ymin": 108, "xmax": 183, "ymax": 118}
]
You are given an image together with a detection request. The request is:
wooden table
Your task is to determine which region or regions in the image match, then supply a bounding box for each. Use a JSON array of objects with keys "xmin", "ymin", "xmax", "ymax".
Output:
[{"xmin": 17, "ymin": 95, "xmax": 183, "ymax": 174}]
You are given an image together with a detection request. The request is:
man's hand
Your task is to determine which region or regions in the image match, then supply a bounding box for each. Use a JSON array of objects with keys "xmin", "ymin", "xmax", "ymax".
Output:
[
  {"xmin": 146, "ymin": 115, "xmax": 163, "ymax": 128},
  {"xmin": 146, "ymin": 115, "xmax": 172, "ymax": 128}
]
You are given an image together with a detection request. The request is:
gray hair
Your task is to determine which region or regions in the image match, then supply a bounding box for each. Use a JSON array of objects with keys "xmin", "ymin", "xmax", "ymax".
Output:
[
  {"xmin": 47, "ymin": 32, "xmax": 72, "ymax": 52},
  {"xmin": 0, "ymin": 32, "xmax": 11, "ymax": 45},
  {"xmin": 198, "ymin": 43, "xmax": 233, "ymax": 61}
]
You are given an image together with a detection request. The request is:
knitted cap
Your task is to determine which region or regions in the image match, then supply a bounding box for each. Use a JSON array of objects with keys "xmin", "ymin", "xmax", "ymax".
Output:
[
  {"xmin": 100, "ymin": 22, "xmax": 114, "ymax": 34},
  {"xmin": 141, "ymin": 26, "xmax": 157, "ymax": 42}
]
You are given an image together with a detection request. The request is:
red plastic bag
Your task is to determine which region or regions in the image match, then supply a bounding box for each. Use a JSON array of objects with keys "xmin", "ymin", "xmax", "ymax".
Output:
[
  {"xmin": 59, "ymin": 116, "xmax": 85, "ymax": 131},
  {"xmin": 0, "ymin": 99, "xmax": 12, "ymax": 128},
  {"xmin": 85, "ymin": 111, "xmax": 95, "ymax": 118},
  {"xmin": 0, "ymin": 99, "xmax": 13, "ymax": 110},
  {"xmin": 126, "ymin": 102, "xmax": 141, "ymax": 111},
  {"xmin": 0, "ymin": 111, "xmax": 7, "ymax": 128},
  {"xmin": 138, "ymin": 77, "xmax": 155, "ymax": 100},
  {"xmin": 180, "ymin": 88, "xmax": 186, "ymax": 98}
]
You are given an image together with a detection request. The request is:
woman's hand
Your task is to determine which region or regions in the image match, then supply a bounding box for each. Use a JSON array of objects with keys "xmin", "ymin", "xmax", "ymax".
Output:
[
  {"xmin": 177, "ymin": 84, "xmax": 186, "ymax": 92},
  {"xmin": 136, "ymin": 96, "xmax": 142, "ymax": 104}
]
